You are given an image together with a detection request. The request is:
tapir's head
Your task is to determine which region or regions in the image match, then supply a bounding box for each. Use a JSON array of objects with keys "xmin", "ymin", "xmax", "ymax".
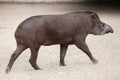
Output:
[{"xmin": 90, "ymin": 13, "xmax": 114, "ymax": 35}]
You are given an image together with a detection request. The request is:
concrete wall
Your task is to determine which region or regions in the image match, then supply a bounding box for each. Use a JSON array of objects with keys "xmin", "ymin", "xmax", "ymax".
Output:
[{"xmin": 0, "ymin": 0, "xmax": 88, "ymax": 2}]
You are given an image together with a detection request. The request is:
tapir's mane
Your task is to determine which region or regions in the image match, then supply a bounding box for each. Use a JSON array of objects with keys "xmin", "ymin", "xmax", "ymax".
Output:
[
  {"xmin": 78, "ymin": 10, "xmax": 100, "ymax": 20},
  {"xmin": 69, "ymin": 10, "xmax": 99, "ymax": 17}
]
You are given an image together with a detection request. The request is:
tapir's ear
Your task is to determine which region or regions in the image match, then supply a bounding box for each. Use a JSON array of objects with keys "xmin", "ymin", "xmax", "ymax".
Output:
[
  {"xmin": 90, "ymin": 13, "xmax": 100, "ymax": 21},
  {"xmin": 90, "ymin": 13, "xmax": 97, "ymax": 27}
]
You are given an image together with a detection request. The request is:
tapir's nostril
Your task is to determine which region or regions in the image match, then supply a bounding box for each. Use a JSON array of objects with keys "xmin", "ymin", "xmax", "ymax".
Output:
[{"xmin": 106, "ymin": 30, "xmax": 110, "ymax": 33}]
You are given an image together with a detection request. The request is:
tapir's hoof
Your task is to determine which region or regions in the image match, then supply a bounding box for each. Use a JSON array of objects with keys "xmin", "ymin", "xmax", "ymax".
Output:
[
  {"xmin": 59, "ymin": 63, "xmax": 66, "ymax": 66},
  {"xmin": 5, "ymin": 67, "xmax": 11, "ymax": 74},
  {"xmin": 92, "ymin": 59, "xmax": 98, "ymax": 64},
  {"xmin": 34, "ymin": 66, "xmax": 43, "ymax": 70},
  {"xmin": 35, "ymin": 68, "xmax": 43, "ymax": 70}
]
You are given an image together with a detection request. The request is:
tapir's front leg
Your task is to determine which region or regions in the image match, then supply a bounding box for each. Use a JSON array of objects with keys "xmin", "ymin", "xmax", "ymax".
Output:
[{"xmin": 74, "ymin": 35, "xmax": 98, "ymax": 64}]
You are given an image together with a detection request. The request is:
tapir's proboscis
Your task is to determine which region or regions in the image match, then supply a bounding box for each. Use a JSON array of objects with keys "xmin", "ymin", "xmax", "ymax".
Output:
[{"xmin": 6, "ymin": 11, "xmax": 113, "ymax": 73}]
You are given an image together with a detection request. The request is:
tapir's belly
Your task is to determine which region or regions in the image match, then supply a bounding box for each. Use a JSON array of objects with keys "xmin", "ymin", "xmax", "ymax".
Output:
[{"xmin": 42, "ymin": 36, "xmax": 73, "ymax": 45}]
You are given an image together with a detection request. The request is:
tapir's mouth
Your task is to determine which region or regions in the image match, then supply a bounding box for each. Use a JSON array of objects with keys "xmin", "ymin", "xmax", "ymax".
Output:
[
  {"xmin": 105, "ymin": 29, "xmax": 114, "ymax": 34},
  {"xmin": 110, "ymin": 29, "xmax": 114, "ymax": 33},
  {"xmin": 105, "ymin": 30, "xmax": 112, "ymax": 34}
]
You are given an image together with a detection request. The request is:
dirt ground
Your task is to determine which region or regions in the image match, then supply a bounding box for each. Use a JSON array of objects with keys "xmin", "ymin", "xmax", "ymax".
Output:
[{"xmin": 0, "ymin": 2, "xmax": 120, "ymax": 80}]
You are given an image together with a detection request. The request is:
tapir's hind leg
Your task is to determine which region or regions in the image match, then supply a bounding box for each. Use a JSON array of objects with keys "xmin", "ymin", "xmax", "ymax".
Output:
[
  {"xmin": 59, "ymin": 44, "xmax": 68, "ymax": 66},
  {"xmin": 6, "ymin": 44, "xmax": 28, "ymax": 74},
  {"xmin": 29, "ymin": 43, "xmax": 41, "ymax": 70}
]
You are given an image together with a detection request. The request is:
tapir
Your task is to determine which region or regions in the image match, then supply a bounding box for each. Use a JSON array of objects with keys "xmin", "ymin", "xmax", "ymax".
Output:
[{"xmin": 6, "ymin": 11, "xmax": 113, "ymax": 73}]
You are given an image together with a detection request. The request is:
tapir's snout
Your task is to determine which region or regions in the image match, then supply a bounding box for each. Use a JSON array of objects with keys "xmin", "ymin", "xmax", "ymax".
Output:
[
  {"xmin": 105, "ymin": 24, "xmax": 114, "ymax": 34},
  {"xmin": 99, "ymin": 24, "xmax": 114, "ymax": 35}
]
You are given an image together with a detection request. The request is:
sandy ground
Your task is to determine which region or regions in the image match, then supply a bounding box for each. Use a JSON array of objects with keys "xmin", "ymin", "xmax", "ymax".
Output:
[{"xmin": 0, "ymin": 2, "xmax": 120, "ymax": 80}]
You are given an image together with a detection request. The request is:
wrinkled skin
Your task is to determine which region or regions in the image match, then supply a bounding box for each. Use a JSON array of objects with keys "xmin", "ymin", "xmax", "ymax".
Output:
[{"xmin": 6, "ymin": 11, "xmax": 113, "ymax": 73}]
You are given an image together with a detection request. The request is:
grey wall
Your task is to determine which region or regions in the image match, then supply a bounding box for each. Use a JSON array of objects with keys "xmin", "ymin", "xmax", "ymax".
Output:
[{"xmin": 0, "ymin": 0, "xmax": 89, "ymax": 2}]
